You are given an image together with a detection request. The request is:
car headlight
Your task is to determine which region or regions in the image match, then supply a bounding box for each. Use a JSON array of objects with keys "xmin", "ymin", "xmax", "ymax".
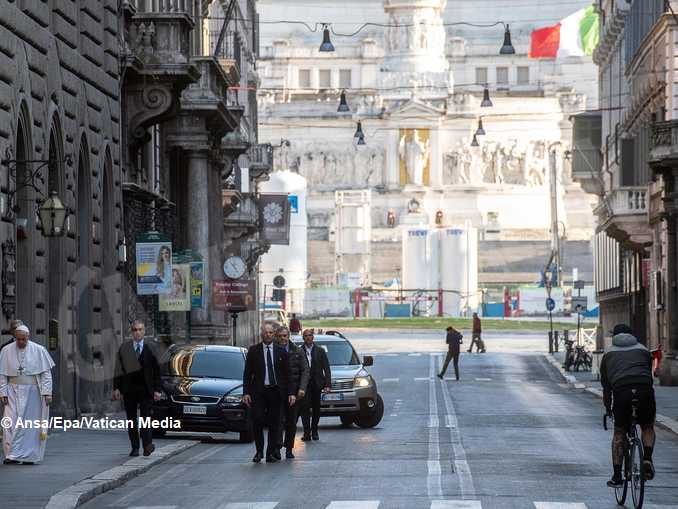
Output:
[
  {"xmin": 354, "ymin": 376, "xmax": 372, "ymax": 388},
  {"xmin": 222, "ymin": 393, "xmax": 243, "ymax": 404}
]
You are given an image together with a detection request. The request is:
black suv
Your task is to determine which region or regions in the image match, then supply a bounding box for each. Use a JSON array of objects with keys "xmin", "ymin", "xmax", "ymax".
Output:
[{"xmin": 152, "ymin": 344, "xmax": 252, "ymax": 442}]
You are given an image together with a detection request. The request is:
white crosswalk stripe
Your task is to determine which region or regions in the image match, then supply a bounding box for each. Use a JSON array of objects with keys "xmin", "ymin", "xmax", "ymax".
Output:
[
  {"xmin": 534, "ymin": 503, "xmax": 587, "ymax": 509},
  {"xmin": 431, "ymin": 501, "xmax": 482, "ymax": 508},
  {"xmin": 324, "ymin": 502, "xmax": 380, "ymax": 509},
  {"xmin": 217, "ymin": 504, "xmax": 278, "ymax": 509}
]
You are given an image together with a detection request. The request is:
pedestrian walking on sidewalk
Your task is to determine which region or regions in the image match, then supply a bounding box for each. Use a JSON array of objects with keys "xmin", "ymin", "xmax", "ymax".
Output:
[
  {"xmin": 601, "ymin": 323, "xmax": 657, "ymax": 487},
  {"xmin": 289, "ymin": 314, "xmax": 302, "ymax": 335},
  {"xmin": 275, "ymin": 326, "xmax": 309, "ymax": 459},
  {"xmin": 300, "ymin": 329, "xmax": 331, "ymax": 441},
  {"xmin": 0, "ymin": 324, "xmax": 54, "ymax": 465},
  {"xmin": 438, "ymin": 326, "xmax": 462, "ymax": 381},
  {"xmin": 243, "ymin": 323, "xmax": 295, "ymax": 463},
  {"xmin": 467, "ymin": 313, "xmax": 486, "ymax": 353},
  {"xmin": 113, "ymin": 320, "xmax": 162, "ymax": 458}
]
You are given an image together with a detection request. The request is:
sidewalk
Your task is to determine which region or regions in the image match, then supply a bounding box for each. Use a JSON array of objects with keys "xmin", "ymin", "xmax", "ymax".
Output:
[
  {"xmin": 545, "ymin": 350, "xmax": 678, "ymax": 435},
  {"xmin": 0, "ymin": 424, "xmax": 199, "ymax": 509}
]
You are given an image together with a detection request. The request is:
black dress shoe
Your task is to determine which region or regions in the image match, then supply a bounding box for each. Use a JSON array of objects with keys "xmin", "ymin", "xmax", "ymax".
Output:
[
  {"xmin": 20, "ymin": 461, "xmax": 34, "ymax": 465},
  {"xmin": 311, "ymin": 432, "xmax": 319, "ymax": 441},
  {"xmin": 129, "ymin": 449, "xmax": 140, "ymax": 457},
  {"xmin": 286, "ymin": 450, "xmax": 295, "ymax": 459},
  {"xmin": 143, "ymin": 444, "xmax": 155, "ymax": 457},
  {"xmin": 3, "ymin": 459, "xmax": 20, "ymax": 464},
  {"xmin": 272, "ymin": 450, "xmax": 281, "ymax": 461},
  {"xmin": 437, "ymin": 373, "xmax": 443, "ymax": 379},
  {"xmin": 252, "ymin": 453, "xmax": 262, "ymax": 463},
  {"xmin": 266, "ymin": 454, "xmax": 278, "ymax": 463},
  {"xmin": 301, "ymin": 433, "xmax": 311, "ymax": 442}
]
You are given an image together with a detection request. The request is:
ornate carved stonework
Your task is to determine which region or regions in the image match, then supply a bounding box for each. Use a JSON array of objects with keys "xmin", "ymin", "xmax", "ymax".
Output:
[{"xmin": 2, "ymin": 240, "xmax": 16, "ymax": 319}]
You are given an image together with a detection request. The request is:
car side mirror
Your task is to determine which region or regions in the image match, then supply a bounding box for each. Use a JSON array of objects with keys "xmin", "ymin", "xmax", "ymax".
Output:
[{"xmin": 363, "ymin": 355, "xmax": 373, "ymax": 366}]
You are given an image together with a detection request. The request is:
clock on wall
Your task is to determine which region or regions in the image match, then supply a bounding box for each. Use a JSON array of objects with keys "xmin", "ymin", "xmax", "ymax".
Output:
[{"xmin": 223, "ymin": 256, "xmax": 246, "ymax": 280}]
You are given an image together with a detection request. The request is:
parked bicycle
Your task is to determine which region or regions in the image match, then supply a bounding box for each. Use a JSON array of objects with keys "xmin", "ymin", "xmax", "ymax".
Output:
[
  {"xmin": 563, "ymin": 337, "xmax": 593, "ymax": 372},
  {"xmin": 604, "ymin": 390, "xmax": 646, "ymax": 509}
]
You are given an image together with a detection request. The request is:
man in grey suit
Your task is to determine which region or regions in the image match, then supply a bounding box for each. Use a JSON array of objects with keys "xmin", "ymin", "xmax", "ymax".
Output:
[{"xmin": 113, "ymin": 320, "xmax": 162, "ymax": 457}]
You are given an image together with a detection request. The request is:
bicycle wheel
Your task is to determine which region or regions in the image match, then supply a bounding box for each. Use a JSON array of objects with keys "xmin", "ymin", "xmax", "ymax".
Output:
[
  {"xmin": 615, "ymin": 450, "xmax": 628, "ymax": 505},
  {"xmin": 630, "ymin": 433, "xmax": 645, "ymax": 508}
]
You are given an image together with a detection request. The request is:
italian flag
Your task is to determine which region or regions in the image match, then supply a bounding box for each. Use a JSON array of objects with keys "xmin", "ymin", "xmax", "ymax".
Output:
[{"xmin": 529, "ymin": 6, "xmax": 599, "ymax": 59}]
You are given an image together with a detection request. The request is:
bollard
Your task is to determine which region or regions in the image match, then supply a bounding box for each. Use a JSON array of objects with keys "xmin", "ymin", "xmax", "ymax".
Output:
[
  {"xmin": 554, "ymin": 330, "xmax": 560, "ymax": 352},
  {"xmin": 548, "ymin": 331, "xmax": 553, "ymax": 353}
]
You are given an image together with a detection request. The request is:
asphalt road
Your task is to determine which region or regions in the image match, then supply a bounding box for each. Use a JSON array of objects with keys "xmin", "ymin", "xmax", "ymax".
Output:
[{"xmin": 82, "ymin": 331, "xmax": 678, "ymax": 509}]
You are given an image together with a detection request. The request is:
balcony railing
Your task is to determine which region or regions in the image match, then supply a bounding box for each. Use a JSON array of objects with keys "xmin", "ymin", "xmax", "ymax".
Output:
[{"xmin": 608, "ymin": 187, "xmax": 648, "ymax": 216}]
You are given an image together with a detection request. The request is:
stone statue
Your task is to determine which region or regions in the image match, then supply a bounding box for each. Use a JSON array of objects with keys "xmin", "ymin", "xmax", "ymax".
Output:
[
  {"xmin": 399, "ymin": 130, "xmax": 430, "ymax": 186},
  {"xmin": 524, "ymin": 141, "xmax": 546, "ymax": 186}
]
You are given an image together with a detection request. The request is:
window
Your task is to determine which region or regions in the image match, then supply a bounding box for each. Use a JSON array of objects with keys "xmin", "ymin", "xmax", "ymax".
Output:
[
  {"xmin": 496, "ymin": 67, "xmax": 509, "ymax": 86},
  {"xmin": 298, "ymin": 69, "xmax": 311, "ymax": 88},
  {"xmin": 475, "ymin": 67, "xmax": 488, "ymax": 85},
  {"xmin": 319, "ymin": 69, "xmax": 332, "ymax": 88},
  {"xmin": 339, "ymin": 69, "xmax": 352, "ymax": 89},
  {"xmin": 517, "ymin": 66, "xmax": 530, "ymax": 85}
]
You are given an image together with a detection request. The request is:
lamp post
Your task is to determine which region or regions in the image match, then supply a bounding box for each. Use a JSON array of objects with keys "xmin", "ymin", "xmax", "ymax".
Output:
[{"xmin": 37, "ymin": 191, "xmax": 68, "ymax": 237}]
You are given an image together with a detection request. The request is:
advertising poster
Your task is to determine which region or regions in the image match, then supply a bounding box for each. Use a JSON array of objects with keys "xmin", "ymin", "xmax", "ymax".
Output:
[
  {"xmin": 159, "ymin": 264, "xmax": 191, "ymax": 311},
  {"xmin": 259, "ymin": 194, "xmax": 291, "ymax": 245},
  {"xmin": 135, "ymin": 232, "xmax": 172, "ymax": 295},
  {"xmin": 213, "ymin": 279, "xmax": 256, "ymax": 312},
  {"xmin": 190, "ymin": 262, "xmax": 205, "ymax": 309}
]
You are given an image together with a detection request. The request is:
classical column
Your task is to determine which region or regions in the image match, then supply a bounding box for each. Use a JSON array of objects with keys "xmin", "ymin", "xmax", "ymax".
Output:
[{"xmin": 660, "ymin": 172, "xmax": 678, "ymax": 385}]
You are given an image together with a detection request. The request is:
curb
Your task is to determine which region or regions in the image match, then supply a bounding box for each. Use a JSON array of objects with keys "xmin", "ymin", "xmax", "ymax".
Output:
[
  {"xmin": 543, "ymin": 353, "xmax": 678, "ymax": 438},
  {"xmin": 44, "ymin": 440, "xmax": 200, "ymax": 509}
]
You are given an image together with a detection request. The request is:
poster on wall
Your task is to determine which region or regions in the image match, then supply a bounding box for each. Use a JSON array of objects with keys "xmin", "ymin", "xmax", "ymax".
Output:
[
  {"xmin": 135, "ymin": 232, "xmax": 172, "ymax": 295},
  {"xmin": 190, "ymin": 262, "xmax": 205, "ymax": 309},
  {"xmin": 159, "ymin": 263, "xmax": 191, "ymax": 311},
  {"xmin": 259, "ymin": 194, "xmax": 291, "ymax": 245}
]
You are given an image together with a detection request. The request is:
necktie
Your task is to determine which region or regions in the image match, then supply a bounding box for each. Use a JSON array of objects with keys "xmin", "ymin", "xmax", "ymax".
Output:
[
  {"xmin": 266, "ymin": 346, "xmax": 276, "ymax": 386},
  {"xmin": 135, "ymin": 343, "xmax": 141, "ymax": 360}
]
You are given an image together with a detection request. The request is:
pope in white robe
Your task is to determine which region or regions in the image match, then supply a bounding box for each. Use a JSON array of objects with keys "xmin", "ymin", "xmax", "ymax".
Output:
[{"xmin": 0, "ymin": 325, "xmax": 55, "ymax": 464}]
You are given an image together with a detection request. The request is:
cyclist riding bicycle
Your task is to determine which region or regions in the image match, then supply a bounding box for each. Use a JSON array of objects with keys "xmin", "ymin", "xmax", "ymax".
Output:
[{"xmin": 600, "ymin": 323, "xmax": 656, "ymax": 488}]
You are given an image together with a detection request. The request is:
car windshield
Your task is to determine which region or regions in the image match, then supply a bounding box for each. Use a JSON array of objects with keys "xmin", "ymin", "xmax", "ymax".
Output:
[
  {"xmin": 315, "ymin": 340, "xmax": 360, "ymax": 366},
  {"xmin": 163, "ymin": 350, "xmax": 244, "ymax": 379}
]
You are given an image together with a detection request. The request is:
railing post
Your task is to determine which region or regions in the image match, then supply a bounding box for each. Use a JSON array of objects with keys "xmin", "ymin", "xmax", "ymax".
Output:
[
  {"xmin": 555, "ymin": 330, "xmax": 560, "ymax": 352},
  {"xmin": 548, "ymin": 331, "xmax": 553, "ymax": 354}
]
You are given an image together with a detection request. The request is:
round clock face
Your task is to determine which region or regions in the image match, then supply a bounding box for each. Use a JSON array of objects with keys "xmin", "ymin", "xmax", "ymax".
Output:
[{"xmin": 223, "ymin": 256, "xmax": 246, "ymax": 279}]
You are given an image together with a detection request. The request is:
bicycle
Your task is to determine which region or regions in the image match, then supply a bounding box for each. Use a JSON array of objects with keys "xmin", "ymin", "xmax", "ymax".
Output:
[{"xmin": 603, "ymin": 390, "xmax": 646, "ymax": 509}]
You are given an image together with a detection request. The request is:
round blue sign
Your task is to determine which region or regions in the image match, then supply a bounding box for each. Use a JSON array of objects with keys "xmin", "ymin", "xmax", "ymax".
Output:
[{"xmin": 546, "ymin": 297, "xmax": 556, "ymax": 311}]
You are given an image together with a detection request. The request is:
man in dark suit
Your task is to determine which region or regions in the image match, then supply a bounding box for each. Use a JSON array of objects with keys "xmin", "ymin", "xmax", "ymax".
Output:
[
  {"xmin": 113, "ymin": 320, "xmax": 162, "ymax": 457},
  {"xmin": 438, "ymin": 326, "xmax": 462, "ymax": 381},
  {"xmin": 243, "ymin": 323, "xmax": 295, "ymax": 463},
  {"xmin": 275, "ymin": 326, "xmax": 309, "ymax": 459},
  {"xmin": 300, "ymin": 329, "xmax": 331, "ymax": 441}
]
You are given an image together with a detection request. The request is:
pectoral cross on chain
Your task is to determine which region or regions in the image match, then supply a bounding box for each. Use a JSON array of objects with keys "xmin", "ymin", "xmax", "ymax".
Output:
[{"xmin": 17, "ymin": 365, "xmax": 24, "ymax": 375}]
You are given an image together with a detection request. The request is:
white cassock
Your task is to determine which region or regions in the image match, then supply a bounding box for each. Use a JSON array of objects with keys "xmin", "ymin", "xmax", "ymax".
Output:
[{"xmin": 0, "ymin": 340, "xmax": 55, "ymax": 463}]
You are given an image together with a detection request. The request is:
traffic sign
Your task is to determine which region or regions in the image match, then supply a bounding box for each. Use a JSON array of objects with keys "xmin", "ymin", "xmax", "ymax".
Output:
[
  {"xmin": 273, "ymin": 275, "xmax": 286, "ymax": 288},
  {"xmin": 574, "ymin": 280, "xmax": 586, "ymax": 290},
  {"xmin": 545, "ymin": 297, "xmax": 556, "ymax": 312},
  {"xmin": 571, "ymin": 296, "xmax": 588, "ymax": 314}
]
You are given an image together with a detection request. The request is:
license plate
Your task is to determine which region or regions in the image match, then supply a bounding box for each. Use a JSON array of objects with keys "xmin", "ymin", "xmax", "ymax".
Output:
[
  {"xmin": 183, "ymin": 405, "xmax": 207, "ymax": 415},
  {"xmin": 322, "ymin": 393, "xmax": 343, "ymax": 401}
]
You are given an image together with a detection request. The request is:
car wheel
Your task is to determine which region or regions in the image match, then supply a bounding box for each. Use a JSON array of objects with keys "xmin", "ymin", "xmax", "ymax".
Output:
[
  {"xmin": 339, "ymin": 415, "xmax": 355, "ymax": 427},
  {"xmin": 239, "ymin": 429, "xmax": 254, "ymax": 443},
  {"xmin": 354, "ymin": 394, "xmax": 384, "ymax": 428},
  {"xmin": 152, "ymin": 429, "xmax": 167, "ymax": 439}
]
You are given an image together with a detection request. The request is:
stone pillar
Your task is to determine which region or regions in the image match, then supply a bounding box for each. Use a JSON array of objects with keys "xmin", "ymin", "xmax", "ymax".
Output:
[
  {"xmin": 660, "ymin": 172, "xmax": 678, "ymax": 385},
  {"xmin": 429, "ymin": 128, "xmax": 442, "ymax": 189}
]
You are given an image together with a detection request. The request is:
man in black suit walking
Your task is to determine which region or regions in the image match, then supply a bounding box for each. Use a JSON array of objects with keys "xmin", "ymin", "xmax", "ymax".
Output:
[
  {"xmin": 113, "ymin": 320, "xmax": 162, "ymax": 457},
  {"xmin": 243, "ymin": 323, "xmax": 295, "ymax": 463},
  {"xmin": 438, "ymin": 326, "xmax": 462, "ymax": 381},
  {"xmin": 300, "ymin": 329, "xmax": 331, "ymax": 441}
]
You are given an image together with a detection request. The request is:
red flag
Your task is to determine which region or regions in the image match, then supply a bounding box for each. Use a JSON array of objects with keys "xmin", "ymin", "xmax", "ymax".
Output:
[{"xmin": 529, "ymin": 24, "xmax": 561, "ymax": 59}]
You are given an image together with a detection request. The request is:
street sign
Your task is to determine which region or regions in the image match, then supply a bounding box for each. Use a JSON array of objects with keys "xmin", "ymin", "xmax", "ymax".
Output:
[
  {"xmin": 571, "ymin": 296, "xmax": 588, "ymax": 314},
  {"xmin": 213, "ymin": 279, "xmax": 256, "ymax": 312},
  {"xmin": 273, "ymin": 275, "xmax": 286, "ymax": 288},
  {"xmin": 545, "ymin": 297, "xmax": 556, "ymax": 312},
  {"xmin": 574, "ymin": 280, "xmax": 586, "ymax": 290}
]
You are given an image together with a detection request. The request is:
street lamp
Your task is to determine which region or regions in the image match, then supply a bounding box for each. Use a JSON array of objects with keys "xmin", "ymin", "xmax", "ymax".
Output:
[
  {"xmin": 475, "ymin": 118, "xmax": 486, "ymax": 136},
  {"xmin": 500, "ymin": 24, "xmax": 516, "ymax": 54},
  {"xmin": 470, "ymin": 134, "xmax": 479, "ymax": 147},
  {"xmin": 337, "ymin": 90, "xmax": 350, "ymax": 112},
  {"xmin": 319, "ymin": 24, "xmax": 335, "ymax": 52},
  {"xmin": 37, "ymin": 191, "xmax": 67, "ymax": 237},
  {"xmin": 480, "ymin": 85, "xmax": 493, "ymax": 107}
]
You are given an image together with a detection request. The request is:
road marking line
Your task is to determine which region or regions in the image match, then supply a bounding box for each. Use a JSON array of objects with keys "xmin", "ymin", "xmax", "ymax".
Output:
[
  {"xmin": 415, "ymin": 377, "xmax": 432, "ymax": 381},
  {"xmin": 218, "ymin": 504, "xmax": 279, "ymax": 509},
  {"xmin": 439, "ymin": 361, "xmax": 476, "ymax": 499},
  {"xmin": 644, "ymin": 505, "xmax": 678, "ymax": 509},
  {"xmin": 383, "ymin": 353, "xmax": 400, "ymax": 356},
  {"xmin": 409, "ymin": 353, "xmax": 422, "ymax": 356},
  {"xmin": 534, "ymin": 503, "xmax": 587, "ymax": 509},
  {"xmin": 381, "ymin": 378, "xmax": 400, "ymax": 383},
  {"xmin": 427, "ymin": 353, "xmax": 442, "ymax": 498},
  {"xmin": 325, "ymin": 502, "xmax": 380, "ymax": 509},
  {"xmin": 431, "ymin": 501, "xmax": 482, "ymax": 508},
  {"xmin": 127, "ymin": 506, "xmax": 178, "ymax": 509},
  {"xmin": 474, "ymin": 378, "xmax": 492, "ymax": 381}
]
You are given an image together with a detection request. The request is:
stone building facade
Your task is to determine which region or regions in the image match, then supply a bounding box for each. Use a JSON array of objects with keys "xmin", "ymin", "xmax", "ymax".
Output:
[
  {"xmin": 257, "ymin": 0, "xmax": 598, "ymax": 306},
  {"xmin": 0, "ymin": 0, "xmax": 124, "ymax": 415},
  {"xmin": 0, "ymin": 0, "xmax": 269, "ymax": 416}
]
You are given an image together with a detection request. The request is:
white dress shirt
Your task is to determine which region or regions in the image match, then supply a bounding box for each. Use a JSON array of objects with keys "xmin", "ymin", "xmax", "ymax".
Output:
[
  {"xmin": 304, "ymin": 344, "xmax": 313, "ymax": 368},
  {"xmin": 133, "ymin": 339, "xmax": 144, "ymax": 358}
]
